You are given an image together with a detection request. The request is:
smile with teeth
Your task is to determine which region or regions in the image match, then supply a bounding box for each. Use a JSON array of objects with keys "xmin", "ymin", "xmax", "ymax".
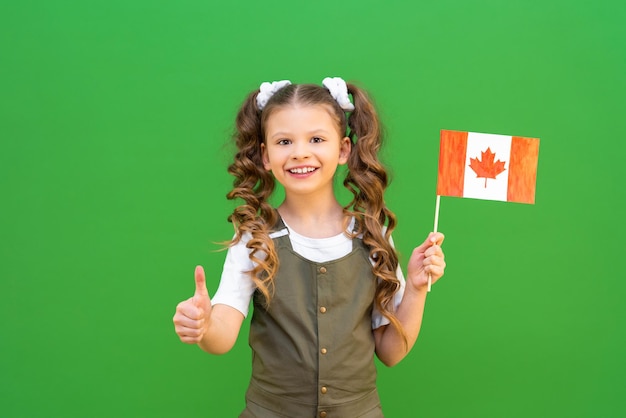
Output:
[{"xmin": 288, "ymin": 167, "xmax": 317, "ymax": 174}]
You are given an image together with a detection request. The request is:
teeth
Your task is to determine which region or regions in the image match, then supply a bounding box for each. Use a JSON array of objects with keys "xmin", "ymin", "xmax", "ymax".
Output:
[{"xmin": 290, "ymin": 167, "xmax": 316, "ymax": 174}]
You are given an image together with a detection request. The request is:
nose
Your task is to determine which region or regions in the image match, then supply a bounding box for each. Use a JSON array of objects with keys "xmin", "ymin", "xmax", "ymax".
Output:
[{"xmin": 290, "ymin": 140, "xmax": 311, "ymax": 160}]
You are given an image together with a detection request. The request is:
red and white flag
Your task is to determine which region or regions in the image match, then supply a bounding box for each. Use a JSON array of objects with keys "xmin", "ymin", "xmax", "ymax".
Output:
[{"xmin": 437, "ymin": 130, "xmax": 540, "ymax": 204}]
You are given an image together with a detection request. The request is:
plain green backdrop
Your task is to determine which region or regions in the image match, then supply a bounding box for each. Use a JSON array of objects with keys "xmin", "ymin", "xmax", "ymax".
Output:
[{"xmin": 1, "ymin": 0, "xmax": 625, "ymax": 417}]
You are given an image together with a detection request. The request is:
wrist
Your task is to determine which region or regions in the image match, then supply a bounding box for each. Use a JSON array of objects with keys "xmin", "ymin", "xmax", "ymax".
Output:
[{"xmin": 404, "ymin": 280, "xmax": 428, "ymax": 298}]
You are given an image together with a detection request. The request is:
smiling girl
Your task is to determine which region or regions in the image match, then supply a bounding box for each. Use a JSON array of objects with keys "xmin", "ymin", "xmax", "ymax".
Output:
[{"xmin": 173, "ymin": 77, "xmax": 446, "ymax": 417}]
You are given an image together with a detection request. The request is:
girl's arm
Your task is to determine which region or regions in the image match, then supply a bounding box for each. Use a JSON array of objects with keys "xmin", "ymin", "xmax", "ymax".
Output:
[
  {"xmin": 173, "ymin": 266, "xmax": 245, "ymax": 355},
  {"xmin": 197, "ymin": 304, "xmax": 245, "ymax": 354},
  {"xmin": 373, "ymin": 232, "xmax": 445, "ymax": 367}
]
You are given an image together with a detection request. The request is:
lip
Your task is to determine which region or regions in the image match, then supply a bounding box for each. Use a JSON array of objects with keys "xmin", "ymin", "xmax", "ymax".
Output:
[{"xmin": 286, "ymin": 166, "xmax": 318, "ymax": 176}]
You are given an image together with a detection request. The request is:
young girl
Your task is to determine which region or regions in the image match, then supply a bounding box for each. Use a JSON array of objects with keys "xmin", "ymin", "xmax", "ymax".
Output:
[{"xmin": 173, "ymin": 77, "xmax": 446, "ymax": 417}]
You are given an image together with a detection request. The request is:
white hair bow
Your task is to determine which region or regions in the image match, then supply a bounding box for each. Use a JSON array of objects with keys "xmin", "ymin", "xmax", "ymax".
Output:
[
  {"xmin": 256, "ymin": 80, "xmax": 292, "ymax": 110},
  {"xmin": 255, "ymin": 77, "xmax": 354, "ymax": 112},
  {"xmin": 322, "ymin": 77, "xmax": 355, "ymax": 112}
]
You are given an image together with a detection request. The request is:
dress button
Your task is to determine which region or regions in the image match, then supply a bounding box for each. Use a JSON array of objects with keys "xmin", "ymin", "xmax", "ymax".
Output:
[
  {"xmin": 321, "ymin": 348, "xmax": 327, "ymax": 354},
  {"xmin": 319, "ymin": 412, "xmax": 327, "ymax": 418},
  {"xmin": 319, "ymin": 306, "xmax": 327, "ymax": 313},
  {"xmin": 321, "ymin": 386, "xmax": 328, "ymax": 394},
  {"xmin": 319, "ymin": 266, "xmax": 327, "ymax": 274}
]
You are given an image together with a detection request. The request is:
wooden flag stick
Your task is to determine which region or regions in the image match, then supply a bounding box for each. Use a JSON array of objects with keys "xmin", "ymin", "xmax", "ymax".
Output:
[{"xmin": 428, "ymin": 195, "xmax": 441, "ymax": 292}]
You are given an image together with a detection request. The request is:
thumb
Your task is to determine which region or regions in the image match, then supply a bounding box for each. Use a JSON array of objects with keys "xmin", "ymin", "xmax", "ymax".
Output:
[
  {"xmin": 418, "ymin": 232, "xmax": 444, "ymax": 251},
  {"xmin": 414, "ymin": 234, "xmax": 435, "ymax": 254},
  {"xmin": 193, "ymin": 265, "xmax": 210, "ymax": 301}
]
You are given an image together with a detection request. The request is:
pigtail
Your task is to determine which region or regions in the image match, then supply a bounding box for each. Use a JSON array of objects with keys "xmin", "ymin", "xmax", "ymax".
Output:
[
  {"xmin": 226, "ymin": 89, "xmax": 279, "ymax": 305},
  {"xmin": 344, "ymin": 83, "xmax": 407, "ymax": 348}
]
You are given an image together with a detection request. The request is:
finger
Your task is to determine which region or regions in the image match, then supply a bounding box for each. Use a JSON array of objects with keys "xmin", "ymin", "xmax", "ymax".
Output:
[
  {"xmin": 415, "ymin": 232, "xmax": 445, "ymax": 253},
  {"xmin": 424, "ymin": 244, "xmax": 444, "ymax": 258},
  {"xmin": 427, "ymin": 264, "xmax": 445, "ymax": 279},
  {"xmin": 427, "ymin": 249, "xmax": 446, "ymax": 264},
  {"xmin": 176, "ymin": 326, "xmax": 205, "ymax": 344},
  {"xmin": 414, "ymin": 237, "xmax": 433, "ymax": 253},
  {"xmin": 174, "ymin": 313, "xmax": 205, "ymax": 330},
  {"xmin": 179, "ymin": 335, "xmax": 203, "ymax": 344},
  {"xmin": 427, "ymin": 254, "xmax": 446, "ymax": 273},
  {"xmin": 194, "ymin": 265, "xmax": 209, "ymax": 298},
  {"xmin": 176, "ymin": 299, "xmax": 205, "ymax": 320},
  {"xmin": 428, "ymin": 232, "xmax": 445, "ymax": 246},
  {"xmin": 176, "ymin": 324, "xmax": 205, "ymax": 338}
]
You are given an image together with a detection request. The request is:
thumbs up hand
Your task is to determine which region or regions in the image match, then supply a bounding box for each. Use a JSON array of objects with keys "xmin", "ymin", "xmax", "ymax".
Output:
[{"xmin": 173, "ymin": 266, "xmax": 213, "ymax": 344}]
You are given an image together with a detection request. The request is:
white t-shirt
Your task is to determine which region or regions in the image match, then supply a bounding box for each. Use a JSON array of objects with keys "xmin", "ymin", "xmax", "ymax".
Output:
[{"xmin": 211, "ymin": 218, "xmax": 406, "ymax": 329}]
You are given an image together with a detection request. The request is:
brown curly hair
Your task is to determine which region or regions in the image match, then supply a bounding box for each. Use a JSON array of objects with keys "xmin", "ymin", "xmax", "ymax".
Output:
[{"xmin": 226, "ymin": 81, "xmax": 405, "ymax": 344}]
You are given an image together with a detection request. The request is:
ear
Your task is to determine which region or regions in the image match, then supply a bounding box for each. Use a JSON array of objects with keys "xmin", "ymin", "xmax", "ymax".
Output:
[
  {"xmin": 261, "ymin": 143, "xmax": 271, "ymax": 171},
  {"xmin": 338, "ymin": 137, "xmax": 351, "ymax": 165}
]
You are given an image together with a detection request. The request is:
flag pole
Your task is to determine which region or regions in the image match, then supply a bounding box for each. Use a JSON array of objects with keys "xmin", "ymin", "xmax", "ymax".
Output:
[{"xmin": 428, "ymin": 195, "xmax": 441, "ymax": 292}]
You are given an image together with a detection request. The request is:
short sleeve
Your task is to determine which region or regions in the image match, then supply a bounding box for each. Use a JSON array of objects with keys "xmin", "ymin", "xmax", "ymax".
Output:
[
  {"xmin": 371, "ymin": 234, "xmax": 406, "ymax": 329},
  {"xmin": 371, "ymin": 265, "xmax": 406, "ymax": 329},
  {"xmin": 211, "ymin": 236, "xmax": 257, "ymax": 317}
]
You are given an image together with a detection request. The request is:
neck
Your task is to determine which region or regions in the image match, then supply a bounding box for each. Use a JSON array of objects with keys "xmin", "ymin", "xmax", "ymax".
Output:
[{"xmin": 278, "ymin": 191, "xmax": 346, "ymax": 238}]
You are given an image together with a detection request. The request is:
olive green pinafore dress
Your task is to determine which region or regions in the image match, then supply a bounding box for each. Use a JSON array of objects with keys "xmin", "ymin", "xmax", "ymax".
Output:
[{"xmin": 240, "ymin": 218, "xmax": 384, "ymax": 418}]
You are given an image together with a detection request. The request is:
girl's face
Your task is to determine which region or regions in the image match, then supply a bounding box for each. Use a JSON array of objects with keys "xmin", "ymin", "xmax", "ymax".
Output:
[{"xmin": 262, "ymin": 104, "xmax": 351, "ymax": 198}]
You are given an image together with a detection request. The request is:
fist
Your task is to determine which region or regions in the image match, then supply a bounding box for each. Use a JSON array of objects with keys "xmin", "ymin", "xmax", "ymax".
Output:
[
  {"xmin": 407, "ymin": 232, "xmax": 446, "ymax": 290},
  {"xmin": 173, "ymin": 266, "xmax": 213, "ymax": 344}
]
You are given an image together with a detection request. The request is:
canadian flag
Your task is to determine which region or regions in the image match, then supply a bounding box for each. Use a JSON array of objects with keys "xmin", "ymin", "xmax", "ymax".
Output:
[{"xmin": 437, "ymin": 130, "xmax": 540, "ymax": 204}]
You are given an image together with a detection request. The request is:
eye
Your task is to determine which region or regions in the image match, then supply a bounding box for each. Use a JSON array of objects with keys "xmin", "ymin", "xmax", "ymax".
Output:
[
  {"xmin": 277, "ymin": 139, "xmax": 291, "ymax": 145},
  {"xmin": 310, "ymin": 136, "xmax": 324, "ymax": 143}
]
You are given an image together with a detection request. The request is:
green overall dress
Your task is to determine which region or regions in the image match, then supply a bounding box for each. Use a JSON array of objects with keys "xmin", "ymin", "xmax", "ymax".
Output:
[{"xmin": 240, "ymin": 218, "xmax": 384, "ymax": 418}]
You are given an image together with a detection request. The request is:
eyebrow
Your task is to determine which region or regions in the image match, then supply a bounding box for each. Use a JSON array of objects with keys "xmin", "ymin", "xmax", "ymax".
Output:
[{"xmin": 269, "ymin": 129, "xmax": 332, "ymax": 139}]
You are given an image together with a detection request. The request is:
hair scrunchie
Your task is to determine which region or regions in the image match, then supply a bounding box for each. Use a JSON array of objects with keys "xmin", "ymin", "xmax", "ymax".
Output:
[
  {"xmin": 256, "ymin": 80, "xmax": 291, "ymax": 110},
  {"xmin": 322, "ymin": 77, "xmax": 355, "ymax": 112}
]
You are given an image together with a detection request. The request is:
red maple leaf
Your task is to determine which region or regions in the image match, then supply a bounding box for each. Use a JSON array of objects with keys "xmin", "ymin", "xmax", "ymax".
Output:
[{"xmin": 469, "ymin": 147, "xmax": 506, "ymax": 188}]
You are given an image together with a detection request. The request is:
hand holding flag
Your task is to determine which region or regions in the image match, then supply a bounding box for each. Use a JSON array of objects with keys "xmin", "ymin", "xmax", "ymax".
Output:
[{"xmin": 407, "ymin": 232, "xmax": 446, "ymax": 292}]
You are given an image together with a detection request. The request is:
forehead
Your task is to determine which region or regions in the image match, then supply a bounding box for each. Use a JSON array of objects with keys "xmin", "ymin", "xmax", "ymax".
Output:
[{"xmin": 264, "ymin": 104, "xmax": 342, "ymax": 135}]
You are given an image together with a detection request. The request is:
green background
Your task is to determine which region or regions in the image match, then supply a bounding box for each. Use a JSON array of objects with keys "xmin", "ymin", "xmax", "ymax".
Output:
[{"xmin": 2, "ymin": 0, "xmax": 625, "ymax": 417}]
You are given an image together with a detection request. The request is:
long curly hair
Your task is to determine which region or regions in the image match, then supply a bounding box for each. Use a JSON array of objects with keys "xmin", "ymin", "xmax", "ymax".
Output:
[{"xmin": 226, "ymin": 81, "xmax": 405, "ymax": 344}]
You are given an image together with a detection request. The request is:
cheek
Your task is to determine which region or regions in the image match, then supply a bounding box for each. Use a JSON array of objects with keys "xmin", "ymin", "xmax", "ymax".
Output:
[{"xmin": 263, "ymin": 148, "xmax": 285, "ymax": 171}]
